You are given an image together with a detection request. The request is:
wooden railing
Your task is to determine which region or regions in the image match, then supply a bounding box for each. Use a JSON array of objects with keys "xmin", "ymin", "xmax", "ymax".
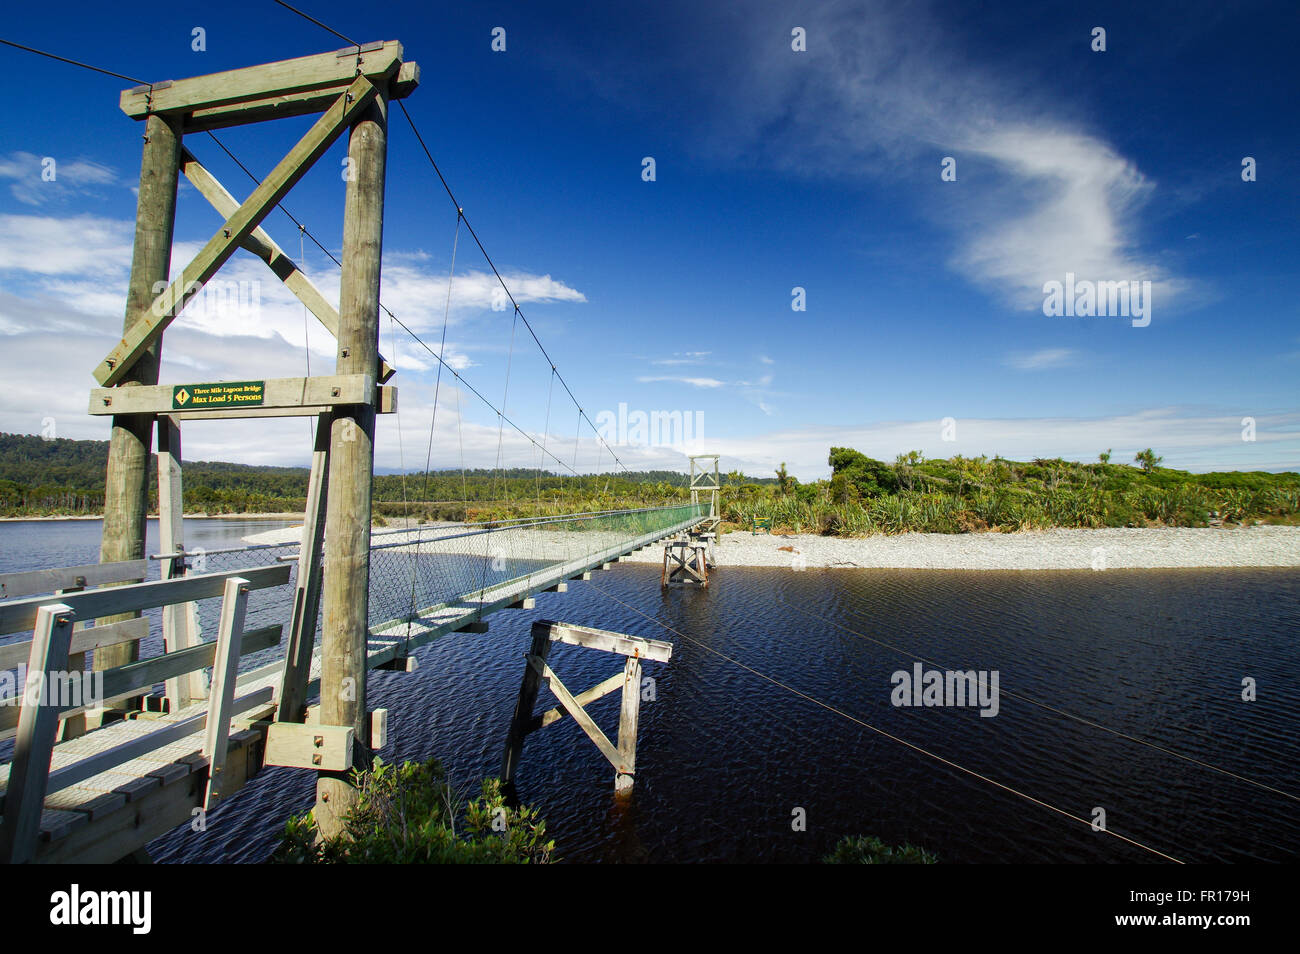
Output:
[{"xmin": 0, "ymin": 561, "xmax": 290, "ymax": 863}]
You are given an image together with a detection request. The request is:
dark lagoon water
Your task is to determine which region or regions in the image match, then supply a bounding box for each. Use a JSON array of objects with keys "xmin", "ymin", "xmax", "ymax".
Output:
[{"xmin": 3, "ymin": 519, "xmax": 1299, "ymax": 864}]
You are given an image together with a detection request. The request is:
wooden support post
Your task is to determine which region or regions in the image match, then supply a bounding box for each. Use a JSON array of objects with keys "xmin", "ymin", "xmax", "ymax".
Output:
[
  {"xmin": 315, "ymin": 90, "xmax": 388, "ymax": 839},
  {"xmin": 97, "ymin": 112, "xmax": 182, "ymax": 676},
  {"xmin": 54, "ymin": 583, "xmax": 88, "ymax": 741},
  {"xmin": 615, "ymin": 656, "xmax": 643, "ymax": 794},
  {"xmin": 202, "ymin": 577, "xmax": 249, "ymax": 810},
  {"xmin": 0, "ymin": 604, "xmax": 74, "ymax": 863},
  {"xmin": 501, "ymin": 623, "xmax": 554, "ymax": 786},
  {"xmin": 158, "ymin": 416, "xmax": 204, "ymax": 710},
  {"xmin": 278, "ymin": 413, "xmax": 330, "ymax": 723}
]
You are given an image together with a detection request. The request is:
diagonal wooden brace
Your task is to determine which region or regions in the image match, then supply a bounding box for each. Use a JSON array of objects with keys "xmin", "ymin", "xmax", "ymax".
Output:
[
  {"xmin": 179, "ymin": 149, "xmax": 395, "ymax": 383},
  {"xmin": 95, "ymin": 74, "xmax": 380, "ymax": 387},
  {"xmin": 527, "ymin": 655, "xmax": 629, "ymax": 774}
]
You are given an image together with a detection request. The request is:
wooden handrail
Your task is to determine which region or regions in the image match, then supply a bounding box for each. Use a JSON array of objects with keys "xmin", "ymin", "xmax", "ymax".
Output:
[
  {"xmin": 0, "ymin": 624, "xmax": 281, "ymax": 737},
  {"xmin": 0, "ymin": 563, "xmax": 290, "ymax": 635},
  {"xmin": 0, "ymin": 560, "xmax": 147, "ymax": 601}
]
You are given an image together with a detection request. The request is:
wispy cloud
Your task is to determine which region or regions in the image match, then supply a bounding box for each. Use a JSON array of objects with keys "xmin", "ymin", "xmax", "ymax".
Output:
[
  {"xmin": 651, "ymin": 350, "xmax": 712, "ymax": 366},
  {"xmin": 621, "ymin": 0, "xmax": 1182, "ymax": 313},
  {"xmin": 637, "ymin": 375, "xmax": 725, "ymax": 388},
  {"xmin": 1004, "ymin": 347, "xmax": 1078, "ymax": 370},
  {"xmin": 0, "ymin": 213, "xmax": 132, "ymax": 277},
  {"xmin": 0, "ymin": 152, "xmax": 118, "ymax": 206}
]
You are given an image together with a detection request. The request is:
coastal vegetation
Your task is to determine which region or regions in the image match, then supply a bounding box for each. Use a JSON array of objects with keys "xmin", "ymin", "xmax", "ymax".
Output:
[
  {"xmin": 724, "ymin": 447, "xmax": 1300, "ymax": 535},
  {"xmin": 3, "ymin": 433, "xmax": 1296, "ymax": 536},
  {"xmin": 271, "ymin": 758, "xmax": 555, "ymax": 864}
]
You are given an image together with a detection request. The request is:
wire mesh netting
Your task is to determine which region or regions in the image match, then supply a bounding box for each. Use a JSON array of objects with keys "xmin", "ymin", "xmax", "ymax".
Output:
[
  {"xmin": 0, "ymin": 504, "xmax": 704, "ymax": 730},
  {"xmin": 170, "ymin": 503, "xmax": 704, "ymax": 671}
]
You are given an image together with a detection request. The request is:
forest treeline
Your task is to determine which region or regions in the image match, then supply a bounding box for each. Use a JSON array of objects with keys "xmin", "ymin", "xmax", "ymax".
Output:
[
  {"xmin": 0, "ymin": 432, "xmax": 728, "ymax": 520},
  {"xmin": 3, "ymin": 433, "xmax": 1297, "ymax": 533}
]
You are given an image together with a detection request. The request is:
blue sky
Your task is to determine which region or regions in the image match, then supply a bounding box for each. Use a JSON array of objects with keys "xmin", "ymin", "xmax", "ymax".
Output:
[{"xmin": 0, "ymin": 0, "xmax": 1296, "ymax": 478}]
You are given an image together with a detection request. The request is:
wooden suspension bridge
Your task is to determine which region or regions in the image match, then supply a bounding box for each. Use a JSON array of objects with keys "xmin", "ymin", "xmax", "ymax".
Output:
[{"xmin": 0, "ymin": 40, "xmax": 722, "ymax": 863}]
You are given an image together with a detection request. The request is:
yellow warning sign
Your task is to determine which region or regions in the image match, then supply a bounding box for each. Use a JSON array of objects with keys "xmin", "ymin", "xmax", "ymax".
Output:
[{"xmin": 172, "ymin": 381, "xmax": 265, "ymax": 410}]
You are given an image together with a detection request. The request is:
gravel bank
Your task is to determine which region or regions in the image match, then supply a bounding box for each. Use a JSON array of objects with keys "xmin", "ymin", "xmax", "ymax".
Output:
[
  {"xmin": 240, "ymin": 523, "xmax": 1300, "ymax": 571},
  {"xmin": 620, "ymin": 527, "xmax": 1300, "ymax": 570}
]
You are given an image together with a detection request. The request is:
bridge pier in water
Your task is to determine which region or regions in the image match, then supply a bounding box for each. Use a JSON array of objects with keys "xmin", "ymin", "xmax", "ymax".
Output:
[{"xmin": 501, "ymin": 621, "xmax": 673, "ymax": 796}]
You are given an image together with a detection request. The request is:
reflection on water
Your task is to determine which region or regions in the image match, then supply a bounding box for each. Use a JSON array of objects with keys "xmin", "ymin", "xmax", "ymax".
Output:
[
  {"xmin": 5, "ymin": 521, "xmax": 1296, "ymax": 863},
  {"xmin": 138, "ymin": 562, "xmax": 1300, "ymax": 864}
]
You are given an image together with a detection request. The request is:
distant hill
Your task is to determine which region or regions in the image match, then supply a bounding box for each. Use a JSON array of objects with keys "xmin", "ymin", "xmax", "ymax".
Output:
[{"xmin": 0, "ymin": 432, "xmax": 711, "ymax": 517}]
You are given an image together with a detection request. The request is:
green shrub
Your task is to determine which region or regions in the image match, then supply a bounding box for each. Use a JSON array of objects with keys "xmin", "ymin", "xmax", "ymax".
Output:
[
  {"xmin": 271, "ymin": 758, "xmax": 555, "ymax": 864},
  {"xmin": 823, "ymin": 835, "xmax": 938, "ymax": 864}
]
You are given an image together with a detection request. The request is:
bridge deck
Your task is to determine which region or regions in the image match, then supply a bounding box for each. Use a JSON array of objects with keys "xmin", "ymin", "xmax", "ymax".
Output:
[{"xmin": 0, "ymin": 509, "xmax": 703, "ymax": 862}]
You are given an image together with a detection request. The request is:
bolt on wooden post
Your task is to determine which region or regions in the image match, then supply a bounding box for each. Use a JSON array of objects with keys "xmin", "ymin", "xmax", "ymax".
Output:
[{"xmin": 314, "ymin": 91, "xmax": 389, "ymax": 840}]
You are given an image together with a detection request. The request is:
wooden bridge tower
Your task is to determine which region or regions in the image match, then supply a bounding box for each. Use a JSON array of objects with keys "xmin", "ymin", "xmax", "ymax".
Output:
[
  {"xmin": 689, "ymin": 454, "xmax": 720, "ymax": 525},
  {"xmin": 91, "ymin": 42, "xmax": 418, "ymax": 837}
]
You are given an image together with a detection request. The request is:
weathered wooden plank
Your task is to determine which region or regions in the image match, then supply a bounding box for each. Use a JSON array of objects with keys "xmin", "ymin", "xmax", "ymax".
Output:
[
  {"xmin": 202, "ymin": 578, "xmax": 249, "ymax": 809},
  {"xmin": 0, "ymin": 564, "xmax": 289, "ymax": 635},
  {"xmin": 529, "ymin": 671, "xmax": 625, "ymax": 732},
  {"xmin": 0, "ymin": 604, "xmax": 74, "ymax": 863},
  {"xmin": 95, "ymin": 76, "xmax": 381, "ymax": 387},
  {"xmin": 120, "ymin": 41, "xmax": 403, "ymax": 118},
  {"xmin": 140, "ymin": 398, "xmax": 396, "ymax": 421},
  {"xmin": 143, "ymin": 762, "xmax": 192, "ymax": 786},
  {"xmin": 315, "ymin": 87, "xmax": 389, "ymax": 839},
  {"xmin": 90, "ymin": 374, "xmax": 379, "ymax": 416},
  {"xmin": 536, "ymin": 620, "xmax": 673, "ymax": 663},
  {"xmin": 0, "ymin": 560, "xmax": 147, "ymax": 601},
  {"xmin": 97, "ymin": 624, "xmax": 278, "ymax": 711},
  {"xmin": 0, "ymin": 616, "xmax": 148, "ymax": 672},
  {"xmin": 157, "ymin": 416, "xmax": 205, "ymax": 709},
  {"xmin": 42, "ymin": 687, "xmax": 273, "ymax": 797},
  {"xmin": 33, "ymin": 724, "xmax": 266, "ymax": 863},
  {"xmin": 615, "ymin": 656, "xmax": 642, "ymax": 793},
  {"xmin": 183, "ymin": 60, "xmax": 420, "ymax": 131},
  {"xmin": 278, "ymin": 414, "xmax": 329, "ymax": 723},
  {"xmin": 44, "ymin": 788, "xmax": 125, "ymax": 819},
  {"xmin": 264, "ymin": 722, "xmax": 354, "ymax": 771},
  {"xmin": 501, "ymin": 623, "xmax": 554, "ymax": 785},
  {"xmin": 39, "ymin": 808, "xmax": 89, "ymax": 842}
]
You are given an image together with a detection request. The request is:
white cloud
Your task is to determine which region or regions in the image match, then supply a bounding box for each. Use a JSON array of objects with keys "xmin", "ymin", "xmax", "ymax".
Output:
[
  {"xmin": 1003, "ymin": 347, "xmax": 1078, "ymax": 371},
  {"xmin": 637, "ymin": 375, "xmax": 725, "ymax": 388},
  {"xmin": 652, "ymin": 351, "xmax": 712, "ymax": 366},
  {"xmin": 0, "ymin": 213, "xmax": 132, "ymax": 277},
  {"xmin": 0, "ymin": 210, "xmax": 593, "ymax": 471},
  {"xmin": 625, "ymin": 1, "xmax": 1182, "ymax": 313},
  {"xmin": 0, "ymin": 152, "xmax": 118, "ymax": 206}
]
